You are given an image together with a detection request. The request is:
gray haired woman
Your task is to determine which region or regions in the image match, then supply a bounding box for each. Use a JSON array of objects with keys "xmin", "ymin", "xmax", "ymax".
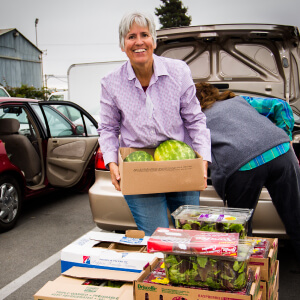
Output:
[{"xmin": 98, "ymin": 11, "xmax": 211, "ymax": 236}]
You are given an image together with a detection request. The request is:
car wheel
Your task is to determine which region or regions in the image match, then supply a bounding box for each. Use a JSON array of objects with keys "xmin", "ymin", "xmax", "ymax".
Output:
[{"xmin": 0, "ymin": 176, "xmax": 22, "ymax": 232}]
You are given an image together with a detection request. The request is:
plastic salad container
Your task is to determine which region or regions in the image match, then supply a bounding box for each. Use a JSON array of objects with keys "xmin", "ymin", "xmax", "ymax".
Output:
[
  {"xmin": 172, "ymin": 205, "xmax": 254, "ymax": 238},
  {"xmin": 143, "ymin": 260, "xmax": 256, "ymax": 295},
  {"xmin": 147, "ymin": 227, "xmax": 240, "ymax": 257},
  {"xmin": 147, "ymin": 227, "xmax": 255, "ymax": 291}
]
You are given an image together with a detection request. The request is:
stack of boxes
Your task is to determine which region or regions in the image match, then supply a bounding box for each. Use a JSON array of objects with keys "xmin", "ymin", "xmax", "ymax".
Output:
[
  {"xmin": 33, "ymin": 230, "xmax": 162, "ymax": 300},
  {"xmin": 248, "ymin": 237, "xmax": 279, "ymax": 300},
  {"xmin": 33, "ymin": 205, "xmax": 279, "ymax": 300},
  {"xmin": 172, "ymin": 205, "xmax": 280, "ymax": 299},
  {"xmin": 33, "ymin": 147, "xmax": 280, "ymax": 299},
  {"xmin": 135, "ymin": 205, "xmax": 279, "ymax": 300}
]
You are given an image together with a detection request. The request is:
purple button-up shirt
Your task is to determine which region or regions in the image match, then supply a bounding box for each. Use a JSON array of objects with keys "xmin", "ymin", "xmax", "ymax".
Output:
[{"xmin": 98, "ymin": 54, "xmax": 211, "ymax": 166}]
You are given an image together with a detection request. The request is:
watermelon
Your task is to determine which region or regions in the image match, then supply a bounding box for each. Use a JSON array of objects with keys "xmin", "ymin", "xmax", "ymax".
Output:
[
  {"xmin": 154, "ymin": 140, "xmax": 196, "ymax": 161},
  {"xmin": 124, "ymin": 150, "xmax": 154, "ymax": 162}
]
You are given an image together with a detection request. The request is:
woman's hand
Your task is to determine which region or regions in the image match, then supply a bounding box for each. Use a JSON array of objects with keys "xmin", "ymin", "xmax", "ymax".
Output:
[
  {"xmin": 108, "ymin": 162, "xmax": 121, "ymax": 191},
  {"xmin": 203, "ymin": 160, "xmax": 208, "ymax": 189}
]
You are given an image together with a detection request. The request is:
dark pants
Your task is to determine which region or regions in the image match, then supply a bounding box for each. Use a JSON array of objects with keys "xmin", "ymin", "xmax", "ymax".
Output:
[{"xmin": 225, "ymin": 148, "xmax": 300, "ymax": 264}]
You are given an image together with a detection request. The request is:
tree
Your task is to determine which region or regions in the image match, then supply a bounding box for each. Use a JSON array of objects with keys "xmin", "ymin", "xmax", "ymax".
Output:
[
  {"xmin": 5, "ymin": 84, "xmax": 50, "ymax": 100},
  {"xmin": 155, "ymin": 0, "xmax": 192, "ymax": 29}
]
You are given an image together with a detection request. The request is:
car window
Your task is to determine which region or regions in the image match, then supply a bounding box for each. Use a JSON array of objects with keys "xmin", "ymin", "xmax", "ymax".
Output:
[
  {"xmin": 34, "ymin": 103, "xmax": 98, "ymax": 137},
  {"xmin": 43, "ymin": 106, "xmax": 76, "ymax": 136},
  {"xmin": 0, "ymin": 87, "xmax": 10, "ymax": 97},
  {"xmin": 54, "ymin": 105, "xmax": 81, "ymax": 122},
  {"xmin": 31, "ymin": 104, "xmax": 77, "ymax": 137},
  {"xmin": 0, "ymin": 106, "xmax": 37, "ymax": 139},
  {"xmin": 82, "ymin": 114, "xmax": 98, "ymax": 135},
  {"xmin": 51, "ymin": 104, "xmax": 98, "ymax": 136},
  {"xmin": 48, "ymin": 94, "xmax": 64, "ymax": 101}
]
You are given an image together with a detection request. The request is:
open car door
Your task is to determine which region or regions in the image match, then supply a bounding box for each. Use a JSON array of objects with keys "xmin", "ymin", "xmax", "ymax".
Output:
[{"xmin": 38, "ymin": 101, "xmax": 99, "ymax": 188}]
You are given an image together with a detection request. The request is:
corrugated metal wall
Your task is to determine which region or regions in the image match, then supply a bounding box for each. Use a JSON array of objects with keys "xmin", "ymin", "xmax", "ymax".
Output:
[{"xmin": 0, "ymin": 29, "xmax": 43, "ymax": 88}]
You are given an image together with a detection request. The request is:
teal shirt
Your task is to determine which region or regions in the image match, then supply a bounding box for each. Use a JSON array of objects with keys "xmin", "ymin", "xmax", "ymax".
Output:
[{"xmin": 239, "ymin": 96, "xmax": 294, "ymax": 171}]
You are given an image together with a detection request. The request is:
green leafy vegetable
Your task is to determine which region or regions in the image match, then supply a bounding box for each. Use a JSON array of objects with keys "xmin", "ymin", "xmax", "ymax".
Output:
[
  {"xmin": 164, "ymin": 254, "xmax": 249, "ymax": 291},
  {"xmin": 182, "ymin": 223, "xmax": 192, "ymax": 230},
  {"xmin": 197, "ymin": 256, "xmax": 208, "ymax": 268}
]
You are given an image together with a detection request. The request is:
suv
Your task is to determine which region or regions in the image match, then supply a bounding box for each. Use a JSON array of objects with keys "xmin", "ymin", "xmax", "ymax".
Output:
[{"xmin": 89, "ymin": 24, "xmax": 300, "ymax": 236}]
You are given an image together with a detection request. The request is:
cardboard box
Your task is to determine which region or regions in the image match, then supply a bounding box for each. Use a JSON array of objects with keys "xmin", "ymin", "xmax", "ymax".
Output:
[
  {"xmin": 259, "ymin": 260, "xmax": 279, "ymax": 300},
  {"xmin": 134, "ymin": 260, "xmax": 261, "ymax": 300},
  {"xmin": 119, "ymin": 147, "xmax": 205, "ymax": 195},
  {"xmin": 248, "ymin": 237, "xmax": 278, "ymax": 281},
  {"xmin": 34, "ymin": 266, "xmax": 144, "ymax": 300},
  {"xmin": 61, "ymin": 230, "xmax": 163, "ymax": 273}
]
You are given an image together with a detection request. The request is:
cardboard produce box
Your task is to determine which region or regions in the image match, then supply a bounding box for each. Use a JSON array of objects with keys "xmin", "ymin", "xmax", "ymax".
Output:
[
  {"xmin": 119, "ymin": 147, "xmax": 205, "ymax": 195},
  {"xmin": 134, "ymin": 259, "xmax": 261, "ymax": 300},
  {"xmin": 34, "ymin": 266, "xmax": 144, "ymax": 300},
  {"xmin": 259, "ymin": 261, "xmax": 279, "ymax": 300},
  {"xmin": 61, "ymin": 230, "xmax": 162, "ymax": 273},
  {"xmin": 247, "ymin": 237, "xmax": 278, "ymax": 281}
]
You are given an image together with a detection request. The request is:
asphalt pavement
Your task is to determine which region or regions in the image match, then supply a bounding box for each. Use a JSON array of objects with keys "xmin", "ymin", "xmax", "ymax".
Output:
[{"xmin": 0, "ymin": 190, "xmax": 299, "ymax": 299}]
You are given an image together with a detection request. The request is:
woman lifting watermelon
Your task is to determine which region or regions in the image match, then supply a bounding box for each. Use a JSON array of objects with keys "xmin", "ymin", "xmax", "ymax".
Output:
[{"xmin": 98, "ymin": 11, "xmax": 211, "ymax": 236}]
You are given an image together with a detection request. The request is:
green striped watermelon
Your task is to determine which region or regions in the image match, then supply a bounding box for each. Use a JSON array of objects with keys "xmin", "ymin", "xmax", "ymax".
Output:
[
  {"xmin": 124, "ymin": 150, "xmax": 154, "ymax": 162},
  {"xmin": 154, "ymin": 140, "xmax": 196, "ymax": 161}
]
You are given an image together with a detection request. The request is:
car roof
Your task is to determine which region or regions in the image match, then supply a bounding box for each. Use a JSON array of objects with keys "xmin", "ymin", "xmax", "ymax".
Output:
[{"xmin": 0, "ymin": 97, "xmax": 41, "ymax": 103}]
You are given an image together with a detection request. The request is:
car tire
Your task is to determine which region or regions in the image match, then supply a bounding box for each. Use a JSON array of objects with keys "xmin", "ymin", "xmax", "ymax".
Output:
[{"xmin": 0, "ymin": 175, "xmax": 22, "ymax": 232}]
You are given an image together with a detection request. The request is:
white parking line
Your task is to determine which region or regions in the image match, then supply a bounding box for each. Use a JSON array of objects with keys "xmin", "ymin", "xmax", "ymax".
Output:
[
  {"xmin": 0, "ymin": 251, "xmax": 60, "ymax": 300},
  {"xmin": 0, "ymin": 227, "xmax": 101, "ymax": 300}
]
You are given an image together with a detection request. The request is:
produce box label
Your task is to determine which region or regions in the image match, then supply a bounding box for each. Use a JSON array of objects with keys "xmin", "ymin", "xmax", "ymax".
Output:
[
  {"xmin": 198, "ymin": 213, "xmax": 237, "ymax": 222},
  {"xmin": 147, "ymin": 228, "xmax": 240, "ymax": 256},
  {"xmin": 119, "ymin": 237, "xmax": 144, "ymax": 245}
]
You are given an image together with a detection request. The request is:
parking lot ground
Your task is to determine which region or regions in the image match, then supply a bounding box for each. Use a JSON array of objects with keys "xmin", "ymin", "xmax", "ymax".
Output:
[{"xmin": 0, "ymin": 189, "xmax": 97, "ymax": 300}]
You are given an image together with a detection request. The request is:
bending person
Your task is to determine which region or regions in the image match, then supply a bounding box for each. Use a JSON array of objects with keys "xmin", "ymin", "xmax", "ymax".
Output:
[{"xmin": 195, "ymin": 82, "xmax": 300, "ymax": 269}]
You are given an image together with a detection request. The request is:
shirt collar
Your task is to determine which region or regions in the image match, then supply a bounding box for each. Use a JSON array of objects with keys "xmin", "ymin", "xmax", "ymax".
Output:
[{"xmin": 126, "ymin": 54, "xmax": 169, "ymax": 82}]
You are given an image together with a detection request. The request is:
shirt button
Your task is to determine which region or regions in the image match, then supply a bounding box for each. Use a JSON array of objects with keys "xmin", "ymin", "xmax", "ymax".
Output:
[{"xmin": 151, "ymin": 130, "xmax": 155, "ymax": 134}]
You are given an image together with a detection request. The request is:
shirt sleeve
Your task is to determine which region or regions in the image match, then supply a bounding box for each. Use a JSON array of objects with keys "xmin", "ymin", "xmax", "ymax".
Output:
[
  {"xmin": 240, "ymin": 95, "xmax": 294, "ymax": 140},
  {"xmin": 98, "ymin": 80, "xmax": 121, "ymax": 167},
  {"xmin": 179, "ymin": 65, "xmax": 212, "ymax": 162}
]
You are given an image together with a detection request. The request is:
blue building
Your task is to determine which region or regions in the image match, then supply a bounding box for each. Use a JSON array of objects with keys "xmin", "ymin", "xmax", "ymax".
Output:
[{"xmin": 0, "ymin": 28, "xmax": 43, "ymax": 88}]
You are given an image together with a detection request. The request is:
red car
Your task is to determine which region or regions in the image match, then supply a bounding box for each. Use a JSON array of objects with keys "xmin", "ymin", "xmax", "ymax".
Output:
[{"xmin": 0, "ymin": 97, "xmax": 99, "ymax": 232}]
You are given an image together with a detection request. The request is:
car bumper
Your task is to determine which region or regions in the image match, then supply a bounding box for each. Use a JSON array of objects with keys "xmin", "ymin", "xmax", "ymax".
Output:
[{"xmin": 89, "ymin": 169, "xmax": 286, "ymax": 236}]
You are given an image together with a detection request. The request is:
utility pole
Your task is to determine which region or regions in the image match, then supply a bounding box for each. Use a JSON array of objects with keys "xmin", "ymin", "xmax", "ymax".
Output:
[{"xmin": 35, "ymin": 18, "xmax": 39, "ymax": 46}]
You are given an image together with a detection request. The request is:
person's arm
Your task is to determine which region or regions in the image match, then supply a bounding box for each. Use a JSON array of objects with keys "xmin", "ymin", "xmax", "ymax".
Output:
[
  {"xmin": 178, "ymin": 65, "xmax": 211, "ymax": 188},
  {"xmin": 240, "ymin": 95, "xmax": 294, "ymax": 140},
  {"xmin": 202, "ymin": 159, "xmax": 208, "ymax": 189},
  {"xmin": 108, "ymin": 162, "xmax": 121, "ymax": 191},
  {"xmin": 98, "ymin": 81, "xmax": 122, "ymax": 190},
  {"xmin": 179, "ymin": 65, "xmax": 212, "ymax": 163}
]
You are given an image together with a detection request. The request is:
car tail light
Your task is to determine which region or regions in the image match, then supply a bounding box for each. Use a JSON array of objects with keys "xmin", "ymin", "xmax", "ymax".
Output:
[{"xmin": 95, "ymin": 148, "xmax": 107, "ymax": 170}]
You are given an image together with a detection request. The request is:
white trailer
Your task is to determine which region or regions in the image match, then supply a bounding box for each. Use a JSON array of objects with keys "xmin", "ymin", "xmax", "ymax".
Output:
[{"xmin": 67, "ymin": 60, "xmax": 126, "ymax": 115}]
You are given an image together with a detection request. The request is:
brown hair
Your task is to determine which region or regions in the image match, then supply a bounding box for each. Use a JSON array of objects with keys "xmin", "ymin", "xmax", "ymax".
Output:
[{"xmin": 195, "ymin": 82, "xmax": 236, "ymax": 110}]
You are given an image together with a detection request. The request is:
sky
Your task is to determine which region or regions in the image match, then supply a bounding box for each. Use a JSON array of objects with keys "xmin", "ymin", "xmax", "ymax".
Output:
[{"xmin": 1, "ymin": 0, "xmax": 300, "ymax": 90}]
